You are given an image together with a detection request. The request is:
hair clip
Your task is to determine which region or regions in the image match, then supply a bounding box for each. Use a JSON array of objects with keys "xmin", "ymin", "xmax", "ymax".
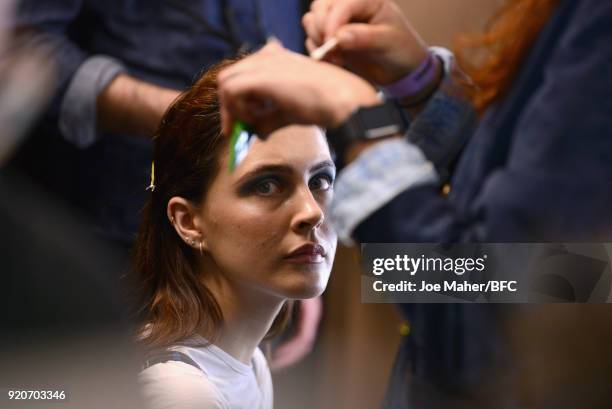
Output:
[{"xmin": 146, "ymin": 161, "xmax": 156, "ymax": 191}]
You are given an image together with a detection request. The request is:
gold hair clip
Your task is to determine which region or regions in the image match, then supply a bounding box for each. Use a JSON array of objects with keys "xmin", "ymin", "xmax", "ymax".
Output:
[{"xmin": 146, "ymin": 161, "xmax": 156, "ymax": 192}]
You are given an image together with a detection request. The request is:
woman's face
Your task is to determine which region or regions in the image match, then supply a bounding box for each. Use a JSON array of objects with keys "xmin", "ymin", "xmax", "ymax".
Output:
[{"xmin": 198, "ymin": 125, "xmax": 337, "ymax": 300}]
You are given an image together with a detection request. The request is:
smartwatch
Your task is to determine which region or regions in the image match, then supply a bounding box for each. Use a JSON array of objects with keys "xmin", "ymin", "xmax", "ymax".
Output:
[{"xmin": 327, "ymin": 99, "xmax": 410, "ymax": 167}]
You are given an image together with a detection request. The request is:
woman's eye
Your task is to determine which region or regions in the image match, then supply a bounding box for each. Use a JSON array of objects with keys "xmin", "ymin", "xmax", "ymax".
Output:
[
  {"xmin": 309, "ymin": 174, "xmax": 334, "ymax": 191},
  {"xmin": 255, "ymin": 179, "xmax": 281, "ymax": 195}
]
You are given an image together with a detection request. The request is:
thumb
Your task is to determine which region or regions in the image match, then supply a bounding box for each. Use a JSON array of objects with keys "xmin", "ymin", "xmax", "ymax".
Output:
[{"xmin": 335, "ymin": 23, "xmax": 393, "ymax": 52}]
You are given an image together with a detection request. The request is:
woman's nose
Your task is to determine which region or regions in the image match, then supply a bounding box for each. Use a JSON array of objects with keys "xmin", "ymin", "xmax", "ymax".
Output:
[{"xmin": 291, "ymin": 186, "xmax": 325, "ymax": 234}]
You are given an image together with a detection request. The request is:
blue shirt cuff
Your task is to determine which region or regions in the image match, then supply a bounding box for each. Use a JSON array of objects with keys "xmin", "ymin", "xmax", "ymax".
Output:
[
  {"xmin": 59, "ymin": 55, "xmax": 126, "ymax": 148},
  {"xmin": 330, "ymin": 138, "xmax": 438, "ymax": 245}
]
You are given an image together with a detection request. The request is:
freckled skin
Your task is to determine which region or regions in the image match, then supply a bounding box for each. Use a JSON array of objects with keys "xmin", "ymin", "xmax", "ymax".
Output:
[{"xmin": 199, "ymin": 125, "xmax": 337, "ymax": 300}]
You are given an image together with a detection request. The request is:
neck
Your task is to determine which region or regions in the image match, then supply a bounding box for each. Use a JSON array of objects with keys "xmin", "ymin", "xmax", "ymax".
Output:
[{"xmin": 198, "ymin": 264, "xmax": 285, "ymax": 364}]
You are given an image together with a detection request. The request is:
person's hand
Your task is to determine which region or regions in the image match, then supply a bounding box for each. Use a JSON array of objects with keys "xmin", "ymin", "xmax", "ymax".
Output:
[
  {"xmin": 269, "ymin": 297, "xmax": 323, "ymax": 372},
  {"xmin": 217, "ymin": 41, "xmax": 380, "ymax": 137},
  {"xmin": 302, "ymin": 0, "xmax": 429, "ymax": 85}
]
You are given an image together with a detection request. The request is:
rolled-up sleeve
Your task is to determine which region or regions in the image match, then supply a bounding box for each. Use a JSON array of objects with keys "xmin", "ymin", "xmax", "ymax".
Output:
[
  {"xmin": 330, "ymin": 139, "xmax": 437, "ymax": 245},
  {"xmin": 15, "ymin": 0, "xmax": 126, "ymax": 147},
  {"xmin": 407, "ymin": 47, "xmax": 477, "ymax": 181},
  {"xmin": 59, "ymin": 55, "xmax": 126, "ymax": 147}
]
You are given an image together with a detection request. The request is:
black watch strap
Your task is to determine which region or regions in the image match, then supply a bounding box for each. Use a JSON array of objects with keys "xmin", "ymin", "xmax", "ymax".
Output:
[{"xmin": 327, "ymin": 100, "xmax": 410, "ymax": 167}]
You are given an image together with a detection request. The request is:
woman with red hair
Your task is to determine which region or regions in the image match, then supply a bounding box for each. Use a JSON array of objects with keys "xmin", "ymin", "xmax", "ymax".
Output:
[{"xmin": 133, "ymin": 60, "xmax": 337, "ymax": 409}]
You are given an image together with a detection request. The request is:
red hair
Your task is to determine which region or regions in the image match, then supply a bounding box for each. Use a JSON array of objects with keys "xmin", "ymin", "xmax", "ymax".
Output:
[{"xmin": 455, "ymin": 0, "xmax": 560, "ymax": 114}]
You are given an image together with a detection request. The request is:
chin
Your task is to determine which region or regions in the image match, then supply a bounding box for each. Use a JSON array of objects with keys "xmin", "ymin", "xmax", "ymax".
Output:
[
  {"xmin": 275, "ymin": 267, "xmax": 330, "ymax": 300},
  {"xmin": 288, "ymin": 283, "xmax": 326, "ymax": 300}
]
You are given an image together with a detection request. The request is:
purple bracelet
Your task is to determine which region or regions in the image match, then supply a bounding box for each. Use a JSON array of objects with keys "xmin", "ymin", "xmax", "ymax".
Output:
[{"xmin": 382, "ymin": 52, "xmax": 440, "ymax": 100}]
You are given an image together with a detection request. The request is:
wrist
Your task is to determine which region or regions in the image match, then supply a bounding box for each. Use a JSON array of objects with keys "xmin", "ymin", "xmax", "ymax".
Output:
[
  {"xmin": 344, "ymin": 134, "xmax": 401, "ymax": 165},
  {"xmin": 327, "ymin": 81, "xmax": 380, "ymax": 128},
  {"xmin": 399, "ymin": 58, "xmax": 443, "ymax": 115},
  {"xmin": 326, "ymin": 100, "xmax": 409, "ymax": 169},
  {"xmin": 382, "ymin": 51, "xmax": 442, "ymax": 104}
]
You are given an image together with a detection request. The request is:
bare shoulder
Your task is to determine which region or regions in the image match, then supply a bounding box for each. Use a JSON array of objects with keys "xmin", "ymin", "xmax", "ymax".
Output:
[{"xmin": 139, "ymin": 361, "xmax": 229, "ymax": 409}]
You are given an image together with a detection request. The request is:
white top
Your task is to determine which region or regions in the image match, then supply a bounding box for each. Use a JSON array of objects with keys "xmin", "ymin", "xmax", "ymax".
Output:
[{"xmin": 139, "ymin": 335, "xmax": 273, "ymax": 409}]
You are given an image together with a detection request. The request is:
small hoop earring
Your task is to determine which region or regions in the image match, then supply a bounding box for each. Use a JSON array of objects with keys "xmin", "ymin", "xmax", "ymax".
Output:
[{"xmin": 199, "ymin": 241, "xmax": 203, "ymax": 256}]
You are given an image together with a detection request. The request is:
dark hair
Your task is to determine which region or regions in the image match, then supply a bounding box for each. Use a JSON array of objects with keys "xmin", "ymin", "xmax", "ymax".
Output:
[
  {"xmin": 132, "ymin": 59, "xmax": 291, "ymax": 348},
  {"xmin": 455, "ymin": 0, "xmax": 560, "ymax": 113}
]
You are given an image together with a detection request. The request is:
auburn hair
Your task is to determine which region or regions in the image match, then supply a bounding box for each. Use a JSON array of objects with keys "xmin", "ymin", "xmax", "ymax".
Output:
[
  {"xmin": 132, "ymin": 59, "xmax": 291, "ymax": 348},
  {"xmin": 455, "ymin": 0, "xmax": 561, "ymax": 114}
]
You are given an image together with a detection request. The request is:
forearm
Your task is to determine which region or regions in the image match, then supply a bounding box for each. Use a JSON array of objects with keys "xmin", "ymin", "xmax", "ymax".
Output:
[
  {"xmin": 344, "ymin": 48, "xmax": 476, "ymax": 181},
  {"xmin": 97, "ymin": 74, "xmax": 181, "ymax": 137}
]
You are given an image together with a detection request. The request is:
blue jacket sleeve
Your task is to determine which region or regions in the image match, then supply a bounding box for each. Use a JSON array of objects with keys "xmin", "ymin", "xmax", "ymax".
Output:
[
  {"xmin": 15, "ymin": 0, "xmax": 88, "ymax": 107},
  {"xmin": 15, "ymin": 1, "xmax": 127, "ymax": 147},
  {"xmin": 351, "ymin": 0, "xmax": 612, "ymax": 243}
]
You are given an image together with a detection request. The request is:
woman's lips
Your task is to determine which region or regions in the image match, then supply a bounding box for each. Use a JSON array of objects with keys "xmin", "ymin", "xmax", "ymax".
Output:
[{"xmin": 285, "ymin": 243, "xmax": 326, "ymax": 264}]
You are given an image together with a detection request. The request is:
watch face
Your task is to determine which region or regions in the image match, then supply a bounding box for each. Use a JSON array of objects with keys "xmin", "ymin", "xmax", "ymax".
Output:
[
  {"xmin": 364, "ymin": 124, "xmax": 402, "ymax": 139},
  {"xmin": 328, "ymin": 101, "xmax": 409, "ymax": 166},
  {"xmin": 359, "ymin": 101, "xmax": 407, "ymax": 140}
]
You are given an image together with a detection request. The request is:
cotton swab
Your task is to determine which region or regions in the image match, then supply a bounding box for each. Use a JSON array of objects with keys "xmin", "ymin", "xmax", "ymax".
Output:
[{"xmin": 310, "ymin": 37, "xmax": 339, "ymax": 61}]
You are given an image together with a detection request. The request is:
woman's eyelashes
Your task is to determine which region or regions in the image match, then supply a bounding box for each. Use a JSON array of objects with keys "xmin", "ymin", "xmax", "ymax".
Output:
[
  {"xmin": 254, "ymin": 177, "xmax": 283, "ymax": 195},
  {"xmin": 239, "ymin": 174, "xmax": 284, "ymax": 196},
  {"xmin": 239, "ymin": 170, "xmax": 335, "ymax": 197},
  {"xmin": 309, "ymin": 171, "xmax": 334, "ymax": 192}
]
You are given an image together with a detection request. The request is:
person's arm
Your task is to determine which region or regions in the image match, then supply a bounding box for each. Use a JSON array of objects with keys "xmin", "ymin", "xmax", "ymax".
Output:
[
  {"xmin": 217, "ymin": 41, "xmax": 381, "ymax": 138},
  {"xmin": 218, "ymin": 0, "xmax": 612, "ymax": 243},
  {"xmin": 14, "ymin": 1, "xmax": 180, "ymax": 148},
  {"xmin": 96, "ymin": 74, "xmax": 180, "ymax": 137},
  {"xmin": 220, "ymin": 0, "xmax": 476, "ymax": 172},
  {"xmin": 337, "ymin": 0, "xmax": 612, "ymax": 244},
  {"xmin": 218, "ymin": 42, "xmax": 474, "ymax": 180}
]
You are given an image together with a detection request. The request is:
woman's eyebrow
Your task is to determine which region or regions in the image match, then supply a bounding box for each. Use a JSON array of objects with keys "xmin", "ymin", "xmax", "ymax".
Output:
[
  {"xmin": 310, "ymin": 160, "xmax": 336, "ymax": 174},
  {"xmin": 234, "ymin": 164, "xmax": 293, "ymax": 185},
  {"xmin": 235, "ymin": 160, "xmax": 336, "ymax": 185}
]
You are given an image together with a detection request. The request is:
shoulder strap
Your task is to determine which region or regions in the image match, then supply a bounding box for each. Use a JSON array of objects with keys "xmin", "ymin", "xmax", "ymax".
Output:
[{"xmin": 142, "ymin": 350, "xmax": 202, "ymax": 372}]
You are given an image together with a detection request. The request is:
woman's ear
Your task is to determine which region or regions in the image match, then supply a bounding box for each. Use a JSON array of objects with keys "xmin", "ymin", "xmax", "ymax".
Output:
[{"xmin": 167, "ymin": 197, "xmax": 208, "ymax": 251}]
